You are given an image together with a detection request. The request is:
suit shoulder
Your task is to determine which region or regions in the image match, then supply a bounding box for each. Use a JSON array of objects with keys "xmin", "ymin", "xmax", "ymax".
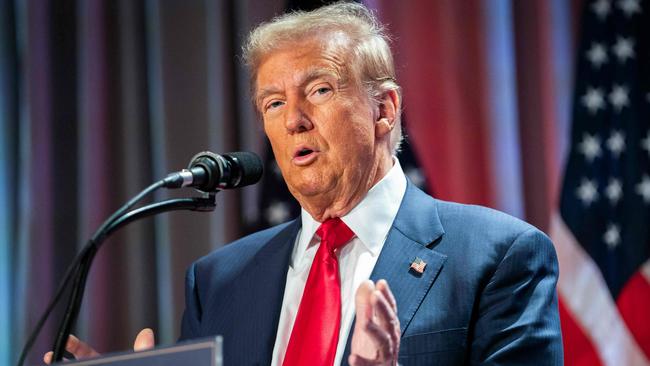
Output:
[
  {"xmin": 431, "ymin": 199, "xmax": 557, "ymax": 288},
  {"xmin": 435, "ymin": 199, "xmax": 541, "ymax": 239},
  {"xmin": 432, "ymin": 199, "xmax": 554, "ymax": 264}
]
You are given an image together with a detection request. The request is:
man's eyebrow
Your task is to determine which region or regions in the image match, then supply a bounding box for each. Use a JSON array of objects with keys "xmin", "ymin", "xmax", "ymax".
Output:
[
  {"xmin": 255, "ymin": 87, "xmax": 283, "ymax": 107},
  {"xmin": 301, "ymin": 68, "xmax": 339, "ymax": 85},
  {"xmin": 255, "ymin": 68, "xmax": 341, "ymax": 106}
]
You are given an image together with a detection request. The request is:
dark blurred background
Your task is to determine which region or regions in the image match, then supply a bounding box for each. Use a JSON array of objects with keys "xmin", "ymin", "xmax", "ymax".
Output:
[{"xmin": 2, "ymin": 0, "xmax": 649, "ymax": 365}]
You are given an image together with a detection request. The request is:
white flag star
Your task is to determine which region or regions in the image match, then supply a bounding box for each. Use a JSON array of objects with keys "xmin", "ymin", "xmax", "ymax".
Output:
[
  {"xmin": 587, "ymin": 43, "xmax": 608, "ymax": 69},
  {"xmin": 641, "ymin": 130, "xmax": 650, "ymax": 157},
  {"xmin": 579, "ymin": 133, "xmax": 602, "ymax": 162},
  {"xmin": 617, "ymin": 0, "xmax": 642, "ymax": 17},
  {"xmin": 605, "ymin": 177, "xmax": 623, "ymax": 205},
  {"xmin": 265, "ymin": 201, "xmax": 291, "ymax": 225},
  {"xmin": 582, "ymin": 87, "xmax": 606, "ymax": 114},
  {"xmin": 586, "ymin": 42, "xmax": 609, "ymax": 68},
  {"xmin": 603, "ymin": 223, "xmax": 621, "ymax": 249},
  {"xmin": 577, "ymin": 178, "xmax": 599, "ymax": 206},
  {"xmin": 608, "ymin": 85, "xmax": 630, "ymax": 112},
  {"xmin": 592, "ymin": 0, "xmax": 612, "ymax": 19},
  {"xmin": 606, "ymin": 130, "xmax": 625, "ymax": 157},
  {"xmin": 612, "ymin": 37, "xmax": 635, "ymax": 63},
  {"xmin": 636, "ymin": 175, "xmax": 650, "ymax": 203}
]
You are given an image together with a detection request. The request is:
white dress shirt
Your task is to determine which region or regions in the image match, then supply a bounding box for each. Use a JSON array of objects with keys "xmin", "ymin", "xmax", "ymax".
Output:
[{"xmin": 271, "ymin": 158, "xmax": 407, "ymax": 366}]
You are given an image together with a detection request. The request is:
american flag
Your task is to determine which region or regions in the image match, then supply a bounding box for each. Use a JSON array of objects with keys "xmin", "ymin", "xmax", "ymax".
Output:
[
  {"xmin": 409, "ymin": 257, "xmax": 426, "ymax": 274},
  {"xmin": 551, "ymin": 0, "xmax": 650, "ymax": 364}
]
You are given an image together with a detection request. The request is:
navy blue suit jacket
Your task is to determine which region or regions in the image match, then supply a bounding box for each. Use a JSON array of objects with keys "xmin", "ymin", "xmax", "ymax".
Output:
[{"xmin": 180, "ymin": 182, "xmax": 563, "ymax": 365}]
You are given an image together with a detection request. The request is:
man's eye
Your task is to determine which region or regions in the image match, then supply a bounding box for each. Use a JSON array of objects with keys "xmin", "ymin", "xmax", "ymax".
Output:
[
  {"xmin": 309, "ymin": 86, "xmax": 333, "ymax": 102},
  {"xmin": 266, "ymin": 100, "xmax": 284, "ymax": 110},
  {"xmin": 315, "ymin": 87, "xmax": 331, "ymax": 95}
]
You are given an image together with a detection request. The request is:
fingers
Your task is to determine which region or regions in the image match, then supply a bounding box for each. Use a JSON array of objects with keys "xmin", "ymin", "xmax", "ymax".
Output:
[
  {"xmin": 43, "ymin": 351, "xmax": 53, "ymax": 364},
  {"xmin": 42, "ymin": 352, "xmax": 73, "ymax": 364},
  {"xmin": 364, "ymin": 316, "xmax": 396, "ymax": 360},
  {"xmin": 42, "ymin": 328, "xmax": 154, "ymax": 365},
  {"xmin": 373, "ymin": 295, "xmax": 399, "ymax": 348},
  {"xmin": 43, "ymin": 334, "xmax": 99, "ymax": 364},
  {"xmin": 42, "ymin": 351, "xmax": 72, "ymax": 364},
  {"xmin": 65, "ymin": 334, "xmax": 100, "ymax": 359},
  {"xmin": 351, "ymin": 279, "xmax": 401, "ymax": 365},
  {"xmin": 374, "ymin": 280, "xmax": 400, "ymax": 352},
  {"xmin": 133, "ymin": 328, "xmax": 155, "ymax": 351},
  {"xmin": 376, "ymin": 279, "xmax": 397, "ymax": 312},
  {"xmin": 349, "ymin": 353, "xmax": 381, "ymax": 366},
  {"xmin": 355, "ymin": 279, "xmax": 375, "ymax": 324}
]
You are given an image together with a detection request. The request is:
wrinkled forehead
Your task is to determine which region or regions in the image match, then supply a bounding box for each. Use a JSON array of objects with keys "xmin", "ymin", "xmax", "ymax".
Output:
[{"xmin": 252, "ymin": 31, "xmax": 358, "ymax": 92}]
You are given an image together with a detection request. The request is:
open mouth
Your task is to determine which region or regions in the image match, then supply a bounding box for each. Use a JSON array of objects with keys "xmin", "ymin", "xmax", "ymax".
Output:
[
  {"xmin": 296, "ymin": 148, "xmax": 313, "ymax": 157},
  {"xmin": 293, "ymin": 146, "xmax": 318, "ymax": 165}
]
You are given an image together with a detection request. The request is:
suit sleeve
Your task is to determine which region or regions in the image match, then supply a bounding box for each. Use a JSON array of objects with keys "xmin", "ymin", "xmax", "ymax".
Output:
[
  {"xmin": 180, "ymin": 262, "xmax": 202, "ymax": 340},
  {"xmin": 469, "ymin": 228, "xmax": 563, "ymax": 365}
]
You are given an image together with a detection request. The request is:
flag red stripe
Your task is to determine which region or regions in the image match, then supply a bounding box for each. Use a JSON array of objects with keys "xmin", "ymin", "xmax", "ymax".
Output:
[
  {"xmin": 559, "ymin": 297, "xmax": 604, "ymax": 366},
  {"xmin": 617, "ymin": 269, "xmax": 650, "ymax": 359},
  {"xmin": 551, "ymin": 214, "xmax": 650, "ymax": 365}
]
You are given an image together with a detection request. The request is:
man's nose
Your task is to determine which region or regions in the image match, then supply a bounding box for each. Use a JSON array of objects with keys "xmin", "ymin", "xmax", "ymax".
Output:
[{"xmin": 285, "ymin": 101, "xmax": 314, "ymax": 133}]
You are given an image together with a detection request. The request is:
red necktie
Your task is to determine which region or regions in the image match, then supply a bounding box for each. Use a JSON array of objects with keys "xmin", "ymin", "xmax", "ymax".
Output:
[{"xmin": 283, "ymin": 218, "xmax": 355, "ymax": 366}]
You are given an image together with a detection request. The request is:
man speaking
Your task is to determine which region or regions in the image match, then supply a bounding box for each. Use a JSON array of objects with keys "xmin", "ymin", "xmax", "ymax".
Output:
[{"xmin": 47, "ymin": 2, "xmax": 563, "ymax": 365}]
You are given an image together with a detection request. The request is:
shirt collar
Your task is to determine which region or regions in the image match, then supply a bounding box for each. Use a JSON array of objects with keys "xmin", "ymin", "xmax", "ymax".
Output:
[{"xmin": 292, "ymin": 158, "xmax": 407, "ymax": 266}]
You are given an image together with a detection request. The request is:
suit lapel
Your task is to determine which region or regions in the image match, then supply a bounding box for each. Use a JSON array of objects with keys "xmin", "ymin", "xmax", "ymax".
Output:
[
  {"xmin": 236, "ymin": 219, "xmax": 300, "ymax": 365},
  {"xmin": 369, "ymin": 229, "xmax": 447, "ymax": 334},
  {"xmin": 342, "ymin": 182, "xmax": 447, "ymax": 364}
]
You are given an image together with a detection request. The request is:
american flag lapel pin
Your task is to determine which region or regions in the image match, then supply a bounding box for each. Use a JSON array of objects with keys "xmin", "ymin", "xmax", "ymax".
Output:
[{"xmin": 410, "ymin": 257, "xmax": 426, "ymax": 274}]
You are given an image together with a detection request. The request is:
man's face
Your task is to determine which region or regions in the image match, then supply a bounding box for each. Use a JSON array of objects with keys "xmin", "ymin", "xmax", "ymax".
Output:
[{"xmin": 255, "ymin": 38, "xmax": 386, "ymax": 215}]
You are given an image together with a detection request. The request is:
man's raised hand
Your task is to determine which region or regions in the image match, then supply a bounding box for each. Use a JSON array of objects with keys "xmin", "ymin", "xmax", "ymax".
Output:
[
  {"xmin": 349, "ymin": 279, "xmax": 400, "ymax": 366},
  {"xmin": 43, "ymin": 328, "xmax": 155, "ymax": 364}
]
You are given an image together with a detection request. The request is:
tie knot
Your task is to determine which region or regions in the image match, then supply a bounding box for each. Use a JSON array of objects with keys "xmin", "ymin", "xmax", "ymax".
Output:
[{"xmin": 316, "ymin": 218, "xmax": 355, "ymax": 253}]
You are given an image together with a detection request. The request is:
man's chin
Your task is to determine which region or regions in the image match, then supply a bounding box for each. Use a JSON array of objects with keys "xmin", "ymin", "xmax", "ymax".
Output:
[
  {"xmin": 291, "ymin": 185, "xmax": 324, "ymax": 198},
  {"xmin": 287, "ymin": 179, "xmax": 333, "ymax": 200}
]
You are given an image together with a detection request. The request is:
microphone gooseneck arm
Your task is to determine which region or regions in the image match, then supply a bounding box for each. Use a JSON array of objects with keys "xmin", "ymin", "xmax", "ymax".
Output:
[
  {"xmin": 17, "ymin": 178, "xmax": 169, "ymax": 366},
  {"xmin": 105, "ymin": 196, "xmax": 217, "ymax": 237},
  {"xmin": 50, "ymin": 185, "xmax": 217, "ymax": 362},
  {"xmin": 50, "ymin": 179, "xmax": 168, "ymax": 362}
]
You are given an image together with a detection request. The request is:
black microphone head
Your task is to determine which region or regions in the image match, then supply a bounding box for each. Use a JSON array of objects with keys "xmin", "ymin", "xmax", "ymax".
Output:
[
  {"xmin": 223, "ymin": 151, "xmax": 264, "ymax": 188},
  {"xmin": 187, "ymin": 151, "xmax": 222, "ymax": 191},
  {"xmin": 164, "ymin": 150, "xmax": 263, "ymax": 193}
]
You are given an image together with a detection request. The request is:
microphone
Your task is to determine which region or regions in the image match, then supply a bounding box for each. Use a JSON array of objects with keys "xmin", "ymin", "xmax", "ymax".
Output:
[{"xmin": 163, "ymin": 151, "xmax": 263, "ymax": 191}]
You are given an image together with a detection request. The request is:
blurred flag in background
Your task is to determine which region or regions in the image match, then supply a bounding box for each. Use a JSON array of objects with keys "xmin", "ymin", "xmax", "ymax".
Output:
[{"xmin": 551, "ymin": 0, "xmax": 650, "ymax": 364}]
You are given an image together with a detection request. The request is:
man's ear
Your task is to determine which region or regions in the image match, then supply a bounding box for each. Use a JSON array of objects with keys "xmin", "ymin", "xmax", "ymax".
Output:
[{"xmin": 375, "ymin": 89, "xmax": 400, "ymax": 139}]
